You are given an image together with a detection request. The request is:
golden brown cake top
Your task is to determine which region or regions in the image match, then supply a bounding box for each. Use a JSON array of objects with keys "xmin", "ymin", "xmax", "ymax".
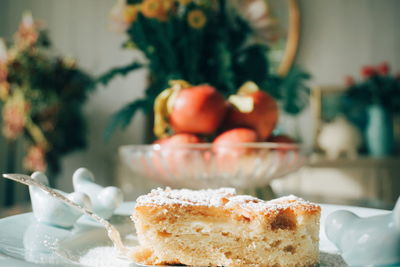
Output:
[{"xmin": 135, "ymin": 187, "xmax": 320, "ymax": 215}]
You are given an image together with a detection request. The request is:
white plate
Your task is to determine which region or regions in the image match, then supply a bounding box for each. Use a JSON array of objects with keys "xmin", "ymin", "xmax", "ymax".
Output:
[{"xmin": 0, "ymin": 202, "xmax": 389, "ymax": 266}]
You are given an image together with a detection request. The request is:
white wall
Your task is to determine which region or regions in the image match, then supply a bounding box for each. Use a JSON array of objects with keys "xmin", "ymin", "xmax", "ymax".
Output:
[
  {"xmin": 297, "ymin": 0, "xmax": 400, "ymax": 84},
  {"xmin": 0, "ymin": 0, "xmax": 399, "ymax": 194}
]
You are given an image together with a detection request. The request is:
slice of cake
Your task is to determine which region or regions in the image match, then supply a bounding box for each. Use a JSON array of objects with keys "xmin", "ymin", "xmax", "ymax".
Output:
[{"xmin": 131, "ymin": 187, "xmax": 320, "ymax": 267}]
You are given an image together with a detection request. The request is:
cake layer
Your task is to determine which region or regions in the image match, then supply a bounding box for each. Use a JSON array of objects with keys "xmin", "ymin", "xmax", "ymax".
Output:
[{"xmin": 131, "ymin": 187, "xmax": 320, "ymax": 267}]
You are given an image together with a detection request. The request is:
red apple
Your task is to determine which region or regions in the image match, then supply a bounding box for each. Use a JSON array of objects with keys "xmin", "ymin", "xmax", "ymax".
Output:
[
  {"xmin": 155, "ymin": 133, "xmax": 203, "ymax": 146},
  {"xmin": 224, "ymin": 82, "xmax": 278, "ymax": 140},
  {"xmin": 152, "ymin": 133, "xmax": 203, "ymax": 179},
  {"xmin": 153, "ymin": 81, "xmax": 227, "ymax": 138},
  {"xmin": 169, "ymin": 85, "xmax": 227, "ymax": 134},
  {"xmin": 267, "ymin": 134, "xmax": 298, "ymax": 160},
  {"xmin": 153, "ymin": 137, "xmax": 168, "ymax": 145},
  {"xmin": 213, "ymin": 128, "xmax": 258, "ymax": 174},
  {"xmin": 213, "ymin": 128, "xmax": 258, "ymax": 156},
  {"xmin": 214, "ymin": 128, "xmax": 258, "ymax": 145}
]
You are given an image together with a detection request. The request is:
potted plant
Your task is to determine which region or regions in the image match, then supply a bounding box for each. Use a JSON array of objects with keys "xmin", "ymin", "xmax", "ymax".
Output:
[
  {"xmin": 0, "ymin": 12, "xmax": 94, "ymax": 178},
  {"xmin": 342, "ymin": 62, "xmax": 400, "ymax": 156}
]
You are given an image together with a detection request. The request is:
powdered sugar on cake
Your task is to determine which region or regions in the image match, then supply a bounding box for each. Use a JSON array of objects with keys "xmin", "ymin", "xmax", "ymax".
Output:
[
  {"xmin": 135, "ymin": 187, "xmax": 319, "ymax": 213},
  {"xmin": 135, "ymin": 187, "xmax": 236, "ymax": 207}
]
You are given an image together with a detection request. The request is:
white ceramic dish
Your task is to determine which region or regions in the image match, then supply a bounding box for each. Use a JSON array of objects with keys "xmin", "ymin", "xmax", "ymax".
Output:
[{"xmin": 0, "ymin": 202, "xmax": 390, "ymax": 266}]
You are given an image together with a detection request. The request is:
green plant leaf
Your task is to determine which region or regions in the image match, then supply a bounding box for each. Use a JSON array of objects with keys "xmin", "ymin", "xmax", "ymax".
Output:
[
  {"xmin": 234, "ymin": 45, "xmax": 269, "ymax": 89},
  {"xmin": 103, "ymin": 98, "xmax": 149, "ymax": 141},
  {"xmin": 280, "ymin": 66, "xmax": 311, "ymax": 114},
  {"xmin": 96, "ymin": 62, "xmax": 144, "ymax": 86}
]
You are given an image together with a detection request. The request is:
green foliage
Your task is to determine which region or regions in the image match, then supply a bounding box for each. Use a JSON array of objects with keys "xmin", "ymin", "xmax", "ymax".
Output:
[
  {"xmin": 97, "ymin": 62, "xmax": 143, "ymax": 86},
  {"xmin": 103, "ymin": 98, "xmax": 149, "ymax": 141},
  {"xmin": 279, "ymin": 66, "xmax": 311, "ymax": 114}
]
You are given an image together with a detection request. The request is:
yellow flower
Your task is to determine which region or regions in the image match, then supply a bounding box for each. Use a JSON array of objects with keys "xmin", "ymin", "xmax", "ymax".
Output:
[
  {"xmin": 141, "ymin": 0, "xmax": 165, "ymax": 20},
  {"xmin": 163, "ymin": 0, "xmax": 175, "ymax": 12},
  {"xmin": 123, "ymin": 4, "xmax": 140, "ymax": 23},
  {"xmin": 187, "ymin": 9, "xmax": 207, "ymax": 29},
  {"xmin": 140, "ymin": 0, "xmax": 173, "ymax": 21}
]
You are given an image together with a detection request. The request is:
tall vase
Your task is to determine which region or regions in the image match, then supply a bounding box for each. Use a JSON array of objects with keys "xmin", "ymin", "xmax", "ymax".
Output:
[{"xmin": 365, "ymin": 105, "xmax": 394, "ymax": 157}]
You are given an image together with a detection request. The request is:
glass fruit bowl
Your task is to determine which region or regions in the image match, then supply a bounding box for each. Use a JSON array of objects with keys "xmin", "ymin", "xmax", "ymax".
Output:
[{"xmin": 119, "ymin": 142, "xmax": 306, "ymax": 191}]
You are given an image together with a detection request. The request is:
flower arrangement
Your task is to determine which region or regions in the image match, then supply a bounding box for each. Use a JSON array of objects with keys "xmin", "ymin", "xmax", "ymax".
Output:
[
  {"xmin": 101, "ymin": 0, "xmax": 310, "ymax": 139},
  {"xmin": 344, "ymin": 63, "xmax": 400, "ymax": 112},
  {"xmin": 342, "ymin": 63, "xmax": 400, "ymax": 156},
  {"xmin": 0, "ymin": 13, "xmax": 94, "ymax": 174},
  {"xmin": 343, "ymin": 62, "xmax": 400, "ymax": 126}
]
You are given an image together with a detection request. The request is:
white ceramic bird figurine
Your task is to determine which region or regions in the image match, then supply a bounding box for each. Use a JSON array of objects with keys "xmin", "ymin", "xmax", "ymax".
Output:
[
  {"xmin": 325, "ymin": 197, "xmax": 400, "ymax": 266},
  {"xmin": 318, "ymin": 116, "xmax": 362, "ymax": 159},
  {"xmin": 29, "ymin": 172, "xmax": 91, "ymax": 228},
  {"xmin": 72, "ymin": 168, "xmax": 123, "ymax": 219}
]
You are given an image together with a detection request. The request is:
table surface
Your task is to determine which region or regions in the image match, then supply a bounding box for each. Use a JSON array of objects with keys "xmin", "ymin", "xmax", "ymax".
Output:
[
  {"xmin": 308, "ymin": 155, "xmax": 400, "ymax": 168},
  {"xmin": 0, "ymin": 203, "xmax": 31, "ymax": 219}
]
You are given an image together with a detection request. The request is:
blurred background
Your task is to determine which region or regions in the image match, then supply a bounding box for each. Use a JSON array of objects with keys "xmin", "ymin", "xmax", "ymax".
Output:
[{"xmin": 0, "ymin": 0, "xmax": 399, "ymax": 217}]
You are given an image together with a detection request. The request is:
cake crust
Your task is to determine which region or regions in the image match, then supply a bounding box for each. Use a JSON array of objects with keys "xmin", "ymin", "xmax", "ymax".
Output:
[{"xmin": 132, "ymin": 188, "xmax": 321, "ymax": 267}]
